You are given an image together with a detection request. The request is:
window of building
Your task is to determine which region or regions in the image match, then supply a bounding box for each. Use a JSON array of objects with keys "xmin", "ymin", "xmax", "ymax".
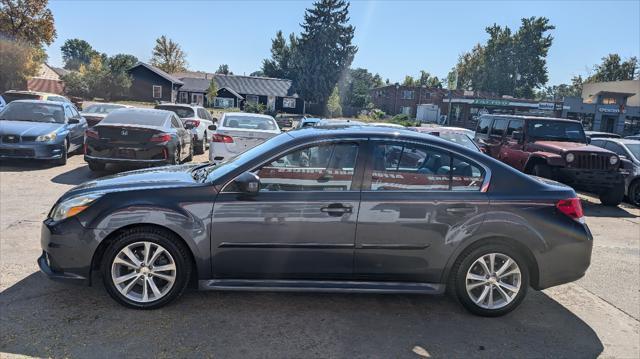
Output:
[
  {"xmin": 283, "ymin": 98, "xmax": 296, "ymax": 108},
  {"xmin": 255, "ymin": 143, "xmax": 359, "ymax": 192},
  {"xmin": 490, "ymin": 119, "xmax": 508, "ymax": 138},
  {"xmin": 214, "ymin": 97, "xmax": 234, "ymax": 108},
  {"xmin": 400, "ymin": 106, "xmax": 412, "ymax": 115},
  {"xmin": 152, "ymin": 85, "xmax": 162, "ymax": 99},
  {"xmin": 179, "ymin": 92, "xmax": 188, "ymax": 103},
  {"xmin": 246, "ymin": 95, "xmax": 259, "ymax": 105},
  {"xmin": 602, "ymin": 97, "xmax": 616, "ymax": 105},
  {"xmin": 402, "ymin": 90, "xmax": 414, "ymax": 100},
  {"xmin": 423, "ymin": 92, "xmax": 431, "ymax": 100}
]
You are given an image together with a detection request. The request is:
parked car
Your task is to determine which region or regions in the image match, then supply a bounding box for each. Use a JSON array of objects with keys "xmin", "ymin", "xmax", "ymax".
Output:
[
  {"xmin": 81, "ymin": 103, "xmax": 132, "ymax": 127},
  {"xmin": 411, "ymin": 126, "xmax": 481, "ymax": 152},
  {"xmin": 590, "ymin": 138, "xmax": 640, "ymax": 206},
  {"xmin": 154, "ymin": 104, "xmax": 215, "ymax": 155},
  {"xmin": 0, "ymin": 95, "xmax": 5, "ymax": 111},
  {"xmin": 296, "ymin": 117, "xmax": 321, "ymax": 129},
  {"xmin": 474, "ymin": 114, "xmax": 625, "ymax": 206},
  {"xmin": 367, "ymin": 122, "xmax": 406, "ymax": 129},
  {"xmin": 40, "ymin": 126, "xmax": 592, "ymax": 316},
  {"xmin": 585, "ymin": 131, "xmax": 621, "ymax": 140},
  {"xmin": 0, "ymin": 100, "xmax": 86, "ymax": 165},
  {"xmin": 84, "ymin": 108, "xmax": 193, "ymax": 171},
  {"xmin": 2, "ymin": 90, "xmax": 71, "ymax": 105},
  {"xmin": 208, "ymin": 112, "xmax": 280, "ymax": 164},
  {"xmin": 314, "ymin": 119, "xmax": 366, "ymax": 128},
  {"xmin": 274, "ymin": 113, "xmax": 304, "ymax": 128},
  {"xmin": 625, "ymin": 134, "xmax": 640, "ymax": 140}
]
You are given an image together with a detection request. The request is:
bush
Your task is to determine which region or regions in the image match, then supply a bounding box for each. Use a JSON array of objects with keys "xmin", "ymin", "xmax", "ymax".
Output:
[
  {"xmin": 244, "ymin": 102, "xmax": 266, "ymax": 114},
  {"xmin": 389, "ymin": 114, "xmax": 418, "ymax": 127}
]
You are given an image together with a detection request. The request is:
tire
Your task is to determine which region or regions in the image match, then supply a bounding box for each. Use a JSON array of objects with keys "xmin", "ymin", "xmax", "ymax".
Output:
[
  {"xmin": 449, "ymin": 242, "xmax": 529, "ymax": 317},
  {"xmin": 101, "ymin": 226, "xmax": 192, "ymax": 309},
  {"xmin": 88, "ymin": 161, "xmax": 105, "ymax": 171},
  {"xmin": 629, "ymin": 180, "xmax": 640, "ymax": 207},
  {"xmin": 54, "ymin": 139, "xmax": 68, "ymax": 166},
  {"xmin": 600, "ymin": 184, "xmax": 624, "ymax": 206},
  {"xmin": 170, "ymin": 146, "xmax": 180, "ymax": 165},
  {"xmin": 194, "ymin": 136, "xmax": 205, "ymax": 155},
  {"xmin": 532, "ymin": 163, "xmax": 552, "ymax": 178},
  {"xmin": 185, "ymin": 143, "xmax": 193, "ymax": 163}
]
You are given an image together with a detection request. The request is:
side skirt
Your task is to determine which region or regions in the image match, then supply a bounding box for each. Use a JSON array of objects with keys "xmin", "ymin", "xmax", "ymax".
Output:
[{"xmin": 198, "ymin": 279, "xmax": 445, "ymax": 295}]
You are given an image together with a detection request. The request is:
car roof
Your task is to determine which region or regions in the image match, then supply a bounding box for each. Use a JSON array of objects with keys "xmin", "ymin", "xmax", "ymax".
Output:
[
  {"xmin": 7, "ymin": 99, "xmax": 66, "ymax": 106},
  {"xmin": 599, "ymin": 138, "xmax": 640, "ymax": 145},
  {"xmin": 222, "ymin": 112, "xmax": 274, "ymax": 119},
  {"xmin": 484, "ymin": 114, "xmax": 581, "ymax": 123},
  {"xmin": 156, "ymin": 103, "xmax": 200, "ymax": 109},
  {"xmin": 4, "ymin": 90, "xmax": 63, "ymax": 97}
]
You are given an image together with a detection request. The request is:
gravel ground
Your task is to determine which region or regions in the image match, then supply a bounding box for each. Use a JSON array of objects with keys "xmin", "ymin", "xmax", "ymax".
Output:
[{"xmin": 1, "ymin": 154, "xmax": 638, "ymax": 358}]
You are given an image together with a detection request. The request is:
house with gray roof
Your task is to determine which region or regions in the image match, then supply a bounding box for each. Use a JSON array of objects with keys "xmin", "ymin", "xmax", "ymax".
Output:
[{"xmin": 127, "ymin": 62, "xmax": 184, "ymax": 103}]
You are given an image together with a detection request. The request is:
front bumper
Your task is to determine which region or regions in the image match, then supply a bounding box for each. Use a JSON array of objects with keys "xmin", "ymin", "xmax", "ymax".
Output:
[
  {"xmin": 38, "ymin": 218, "xmax": 96, "ymax": 285},
  {"xmin": 554, "ymin": 168, "xmax": 624, "ymax": 192},
  {"xmin": 0, "ymin": 142, "xmax": 65, "ymax": 160}
]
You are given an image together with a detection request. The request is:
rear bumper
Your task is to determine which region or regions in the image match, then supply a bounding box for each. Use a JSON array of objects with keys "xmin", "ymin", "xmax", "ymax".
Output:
[
  {"xmin": 85, "ymin": 141, "xmax": 173, "ymax": 165},
  {"xmin": 554, "ymin": 168, "xmax": 624, "ymax": 191},
  {"xmin": 0, "ymin": 143, "xmax": 65, "ymax": 160},
  {"xmin": 85, "ymin": 154, "xmax": 169, "ymax": 165}
]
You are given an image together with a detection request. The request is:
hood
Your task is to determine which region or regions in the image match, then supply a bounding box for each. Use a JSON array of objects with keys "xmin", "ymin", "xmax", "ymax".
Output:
[
  {"xmin": 532, "ymin": 141, "xmax": 615, "ymax": 155},
  {"xmin": 62, "ymin": 164, "xmax": 203, "ymax": 200},
  {"xmin": 0, "ymin": 120, "xmax": 64, "ymax": 137}
]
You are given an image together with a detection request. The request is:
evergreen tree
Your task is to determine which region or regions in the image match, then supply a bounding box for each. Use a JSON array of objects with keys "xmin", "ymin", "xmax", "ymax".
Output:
[
  {"xmin": 261, "ymin": 31, "xmax": 297, "ymax": 79},
  {"xmin": 215, "ymin": 64, "xmax": 232, "ymax": 75}
]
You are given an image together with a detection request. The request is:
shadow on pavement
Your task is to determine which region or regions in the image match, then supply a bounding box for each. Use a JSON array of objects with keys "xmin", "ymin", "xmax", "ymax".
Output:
[
  {"xmin": 0, "ymin": 159, "xmax": 57, "ymax": 172},
  {"xmin": 50, "ymin": 165, "xmax": 102, "ymax": 185},
  {"xmin": 1, "ymin": 272, "xmax": 604, "ymax": 358},
  {"xmin": 582, "ymin": 200, "xmax": 638, "ymax": 218}
]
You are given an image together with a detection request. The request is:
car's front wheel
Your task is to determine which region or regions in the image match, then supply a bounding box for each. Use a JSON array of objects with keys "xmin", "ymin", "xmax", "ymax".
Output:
[
  {"xmin": 101, "ymin": 227, "xmax": 192, "ymax": 309},
  {"xmin": 450, "ymin": 243, "xmax": 529, "ymax": 317},
  {"xmin": 599, "ymin": 184, "xmax": 624, "ymax": 206}
]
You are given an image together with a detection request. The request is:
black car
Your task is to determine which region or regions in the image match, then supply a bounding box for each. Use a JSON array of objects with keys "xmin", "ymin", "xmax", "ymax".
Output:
[
  {"xmin": 0, "ymin": 100, "xmax": 87, "ymax": 165},
  {"xmin": 84, "ymin": 108, "xmax": 193, "ymax": 171},
  {"xmin": 40, "ymin": 126, "xmax": 592, "ymax": 316}
]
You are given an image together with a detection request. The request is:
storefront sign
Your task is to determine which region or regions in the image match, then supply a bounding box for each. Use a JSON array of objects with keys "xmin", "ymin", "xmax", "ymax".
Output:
[
  {"xmin": 538, "ymin": 102, "xmax": 555, "ymax": 110},
  {"xmin": 598, "ymin": 107, "xmax": 620, "ymax": 113},
  {"xmin": 473, "ymin": 99, "xmax": 510, "ymax": 106}
]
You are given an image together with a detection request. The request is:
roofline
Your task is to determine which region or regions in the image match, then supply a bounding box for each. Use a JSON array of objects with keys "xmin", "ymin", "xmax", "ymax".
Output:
[
  {"xmin": 485, "ymin": 114, "xmax": 581, "ymax": 122},
  {"xmin": 129, "ymin": 62, "xmax": 184, "ymax": 85}
]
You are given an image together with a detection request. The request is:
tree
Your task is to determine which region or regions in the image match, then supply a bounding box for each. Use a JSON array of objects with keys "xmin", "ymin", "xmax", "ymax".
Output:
[
  {"xmin": 403, "ymin": 75, "xmax": 417, "ymax": 86},
  {"xmin": 587, "ymin": 54, "xmax": 638, "ymax": 82},
  {"xmin": 62, "ymin": 53, "xmax": 137, "ymax": 100},
  {"xmin": 261, "ymin": 30, "xmax": 297, "ymax": 79},
  {"xmin": 418, "ymin": 70, "xmax": 442, "ymax": 88},
  {"xmin": 249, "ymin": 70, "xmax": 264, "ymax": 77},
  {"xmin": 105, "ymin": 54, "xmax": 138, "ymax": 99},
  {"xmin": 215, "ymin": 64, "xmax": 232, "ymax": 75},
  {"xmin": 338, "ymin": 67, "xmax": 382, "ymax": 111},
  {"xmin": 150, "ymin": 35, "xmax": 187, "ymax": 73},
  {"xmin": 61, "ymin": 38, "xmax": 98, "ymax": 70},
  {"xmin": 0, "ymin": 37, "xmax": 45, "ymax": 92},
  {"xmin": 536, "ymin": 75, "xmax": 583, "ymax": 101},
  {"xmin": 0, "ymin": 0, "xmax": 56, "ymax": 46},
  {"xmin": 293, "ymin": 0, "xmax": 357, "ymax": 114},
  {"xmin": 206, "ymin": 78, "xmax": 218, "ymax": 105},
  {"xmin": 60, "ymin": 71, "xmax": 89, "ymax": 98},
  {"xmin": 512, "ymin": 17, "xmax": 555, "ymax": 98},
  {"xmin": 326, "ymin": 86, "xmax": 342, "ymax": 117}
]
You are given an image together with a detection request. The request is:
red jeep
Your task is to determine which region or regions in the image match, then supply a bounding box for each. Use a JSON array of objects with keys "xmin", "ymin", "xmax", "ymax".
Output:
[{"xmin": 475, "ymin": 114, "xmax": 625, "ymax": 206}]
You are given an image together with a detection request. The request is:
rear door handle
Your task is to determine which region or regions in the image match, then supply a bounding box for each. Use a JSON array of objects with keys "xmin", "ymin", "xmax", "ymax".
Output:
[
  {"xmin": 320, "ymin": 204, "xmax": 353, "ymax": 216},
  {"xmin": 445, "ymin": 207, "xmax": 477, "ymax": 214}
]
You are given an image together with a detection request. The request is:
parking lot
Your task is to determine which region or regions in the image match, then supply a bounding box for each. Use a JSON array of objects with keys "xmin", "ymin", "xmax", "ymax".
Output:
[{"xmin": 0, "ymin": 154, "xmax": 638, "ymax": 358}]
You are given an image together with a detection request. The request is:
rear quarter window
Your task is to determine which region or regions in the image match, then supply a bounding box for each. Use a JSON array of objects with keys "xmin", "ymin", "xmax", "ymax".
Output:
[{"xmin": 476, "ymin": 117, "xmax": 492, "ymax": 135}]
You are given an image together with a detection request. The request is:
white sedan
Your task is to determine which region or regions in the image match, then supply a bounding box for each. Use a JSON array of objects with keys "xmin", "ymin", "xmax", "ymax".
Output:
[{"xmin": 209, "ymin": 112, "xmax": 281, "ymax": 164}]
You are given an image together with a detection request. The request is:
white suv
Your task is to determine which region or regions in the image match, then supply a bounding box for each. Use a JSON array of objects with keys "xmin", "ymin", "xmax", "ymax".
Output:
[{"xmin": 155, "ymin": 104, "xmax": 215, "ymax": 154}]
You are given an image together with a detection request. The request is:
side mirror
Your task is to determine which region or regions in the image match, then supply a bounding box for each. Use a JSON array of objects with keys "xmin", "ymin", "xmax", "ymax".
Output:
[
  {"xmin": 511, "ymin": 131, "xmax": 523, "ymax": 142},
  {"xmin": 68, "ymin": 118, "xmax": 80, "ymax": 124},
  {"xmin": 212, "ymin": 117, "xmax": 218, "ymax": 123},
  {"xmin": 233, "ymin": 171, "xmax": 260, "ymax": 196},
  {"xmin": 208, "ymin": 124, "xmax": 217, "ymax": 131}
]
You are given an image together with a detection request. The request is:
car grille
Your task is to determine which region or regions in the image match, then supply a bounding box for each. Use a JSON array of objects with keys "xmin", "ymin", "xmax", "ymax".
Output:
[
  {"xmin": 1, "ymin": 135, "xmax": 20, "ymax": 143},
  {"xmin": 0, "ymin": 148, "xmax": 35, "ymax": 157},
  {"xmin": 572, "ymin": 153, "xmax": 610, "ymax": 170}
]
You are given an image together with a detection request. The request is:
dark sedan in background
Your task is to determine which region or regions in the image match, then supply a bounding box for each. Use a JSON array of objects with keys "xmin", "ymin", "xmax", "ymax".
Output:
[
  {"xmin": 40, "ymin": 126, "xmax": 592, "ymax": 316},
  {"xmin": 0, "ymin": 100, "xmax": 87, "ymax": 165},
  {"xmin": 81, "ymin": 103, "xmax": 131, "ymax": 127},
  {"xmin": 84, "ymin": 108, "xmax": 193, "ymax": 171}
]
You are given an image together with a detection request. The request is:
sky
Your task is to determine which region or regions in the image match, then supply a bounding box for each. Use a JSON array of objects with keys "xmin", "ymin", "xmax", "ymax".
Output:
[{"xmin": 45, "ymin": 0, "xmax": 640, "ymax": 86}]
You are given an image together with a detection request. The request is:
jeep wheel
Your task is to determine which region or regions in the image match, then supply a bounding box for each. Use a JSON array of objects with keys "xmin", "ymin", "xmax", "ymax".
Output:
[
  {"xmin": 600, "ymin": 184, "xmax": 624, "ymax": 206},
  {"xmin": 532, "ymin": 163, "xmax": 552, "ymax": 178},
  {"xmin": 629, "ymin": 180, "xmax": 640, "ymax": 207}
]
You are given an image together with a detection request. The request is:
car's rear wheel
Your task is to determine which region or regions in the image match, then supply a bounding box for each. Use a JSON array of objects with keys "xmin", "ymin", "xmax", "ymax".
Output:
[
  {"xmin": 194, "ymin": 136, "xmax": 205, "ymax": 155},
  {"xmin": 185, "ymin": 143, "xmax": 193, "ymax": 162},
  {"xmin": 629, "ymin": 180, "xmax": 640, "ymax": 207},
  {"xmin": 170, "ymin": 147, "xmax": 180, "ymax": 165},
  {"xmin": 101, "ymin": 227, "xmax": 191, "ymax": 309},
  {"xmin": 450, "ymin": 243, "xmax": 529, "ymax": 317},
  {"xmin": 87, "ymin": 161, "xmax": 105, "ymax": 171},
  {"xmin": 600, "ymin": 184, "xmax": 624, "ymax": 206}
]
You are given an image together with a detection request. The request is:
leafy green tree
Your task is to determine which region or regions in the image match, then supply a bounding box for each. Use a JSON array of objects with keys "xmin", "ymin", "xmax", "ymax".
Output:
[
  {"xmin": 403, "ymin": 75, "xmax": 417, "ymax": 86},
  {"xmin": 339, "ymin": 68, "xmax": 382, "ymax": 111},
  {"xmin": 61, "ymin": 71, "xmax": 89, "ymax": 98},
  {"xmin": 536, "ymin": 75, "xmax": 583, "ymax": 101},
  {"xmin": 206, "ymin": 78, "xmax": 218, "ymax": 105},
  {"xmin": 418, "ymin": 70, "xmax": 442, "ymax": 88},
  {"xmin": 326, "ymin": 86, "xmax": 342, "ymax": 117},
  {"xmin": 105, "ymin": 54, "xmax": 137, "ymax": 99},
  {"xmin": 293, "ymin": 0, "xmax": 357, "ymax": 114},
  {"xmin": 587, "ymin": 54, "xmax": 638, "ymax": 82},
  {"xmin": 0, "ymin": 37, "xmax": 46, "ymax": 91},
  {"xmin": 0, "ymin": 0, "xmax": 56, "ymax": 46},
  {"xmin": 512, "ymin": 17, "xmax": 555, "ymax": 98},
  {"xmin": 262, "ymin": 31, "xmax": 297, "ymax": 79},
  {"xmin": 215, "ymin": 64, "xmax": 232, "ymax": 75},
  {"xmin": 250, "ymin": 70, "xmax": 265, "ymax": 77},
  {"xmin": 61, "ymin": 38, "xmax": 98, "ymax": 70},
  {"xmin": 150, "ymin": 35, "xmax": 187, "ymax": 73}
]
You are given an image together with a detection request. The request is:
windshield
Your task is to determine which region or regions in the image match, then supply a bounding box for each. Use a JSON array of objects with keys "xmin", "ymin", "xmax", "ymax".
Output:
[
  {"xmin": 223, "ymin": 115, "xmax": 278, "ymax": 130},
  {"xmin": 84, "ymin": 104, "xmax": 125, "ymax": 114},
  {"xmin": 626, "ymin": 143, "xmax": 640, "ymax": 160},
  {"xmin": 0, "ymin": 102, "xmax": 64, "ymax": 123},
  {"xmin": 439, "ymin": 132, "xmax": 480, "ymax": 151},
  {"xmin": 155, "ymin": 105, "xmax": 194, "ymax": 118},
  {"xmin": 527, "ymin": 120, "xmax": 587, "ymax": 143}
]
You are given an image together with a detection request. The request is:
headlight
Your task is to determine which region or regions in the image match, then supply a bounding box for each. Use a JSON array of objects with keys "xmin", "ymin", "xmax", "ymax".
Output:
[
  {"xmin": 566, "ymin": 153, "xmax": 575, "ymax": 163},
  {"xmin": 36, "ymin": 132, "xmax": 57, "ymax": 142},
  {"xmin": 609, "ymin": 156, "xmax": 618, "ymax": 165},
  {"xmin": 50, "ymin": 193, "xmax": 103, "ymax": 221}
]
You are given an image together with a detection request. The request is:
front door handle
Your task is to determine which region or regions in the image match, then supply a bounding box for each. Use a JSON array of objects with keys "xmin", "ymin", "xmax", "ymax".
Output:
[
  {"xmin": 320, "ymin": 203, "xmax": 353, "ymax": 216},
  {"xmin": 445, "ymin": 206, "xmax": 477, "ymax": 215}
]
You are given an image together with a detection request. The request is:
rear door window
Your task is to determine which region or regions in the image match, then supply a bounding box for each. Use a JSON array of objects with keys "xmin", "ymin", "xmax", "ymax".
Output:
[
  {"xmin": 506, "ymin": 119, "xmax": 524, "ymax": 137},
  {"xmin": 476, "ymin": 117, "xmax": 492, "ymax": 135},
  {"xmin": 490, "ymin": 119, "xmax": 508, "ymax": 138}
]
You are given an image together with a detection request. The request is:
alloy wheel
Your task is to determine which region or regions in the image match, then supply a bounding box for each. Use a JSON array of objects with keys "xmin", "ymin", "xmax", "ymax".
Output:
[
  {"xmin": 111, "ymin": 241, "xmax": 177, "ymax": 303},
  {"xmin": 465, "ymin": 253, "xmax": 521, "ymax": 310}
]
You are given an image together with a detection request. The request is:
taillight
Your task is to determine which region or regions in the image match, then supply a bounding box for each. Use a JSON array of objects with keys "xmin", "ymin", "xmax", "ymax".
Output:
[
  {"xmin": 211, "ymin": 134, "xmax": 234, "ymax": 143},
  {"xmin": 556, "ymin": 198, "xmax": 584, "ymax": 222},
  {"xmin": 150, "ymin": 133, "xmax": 172, "ymax": 142},
  {"xmin": 85, "ymin": 129, "xmax": 99, "ymax": 140},
  {"xmin": 185, "ymin": 119, "xmax": 200, "ymax": 128}
]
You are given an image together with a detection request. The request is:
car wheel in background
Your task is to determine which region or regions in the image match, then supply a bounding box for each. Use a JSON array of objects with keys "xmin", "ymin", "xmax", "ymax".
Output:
[
  {"xmin": 532, "ymin": 163, "xmax": 552, "ymax": 178},
  {"xmin": 54, "ymin": 139, "xmax": 68, "ymax": 166},
  {"xmin": 600, "ymin": 184, "xmax": 625, "ymax": 206},
  {"xmin": 449, "ymin": 243, "xmax": 529, "ymax": 317},
  {"xmin": 629, "ymin": 180, "xmax": 640, "ymax": 207},
  {"xmin": 170, "ymin": 147, "xmax": 180, "ymax": 165},
  {"xmin": 185, "ymin": 143, "xmax": 193, "ymax": 162},
  {"xmin": 101, "ymin": 226, "xmax": 192, "ymax": 309},
  {"xmin": 194, "ymin": 136, "xmax": 205, "ymax": 155},
  {"xmin": 87, "ymin": 161, "xmax": 106, "ymax": 172}
]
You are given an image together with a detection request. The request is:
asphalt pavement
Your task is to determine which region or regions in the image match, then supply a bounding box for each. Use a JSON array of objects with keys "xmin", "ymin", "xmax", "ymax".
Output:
[{"xmin": 0, "ymin": 154, "xmax": 638, "ymax": 358}]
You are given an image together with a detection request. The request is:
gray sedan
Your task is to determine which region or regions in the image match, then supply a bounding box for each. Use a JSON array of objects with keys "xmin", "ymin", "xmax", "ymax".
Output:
[
  {"xmin": 39, "ymin": 126, "xmax": 592, "ymax": 316},
  {"xmin": 590, "ymin": 138, "xmax": 640, "ymax": 206}
]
